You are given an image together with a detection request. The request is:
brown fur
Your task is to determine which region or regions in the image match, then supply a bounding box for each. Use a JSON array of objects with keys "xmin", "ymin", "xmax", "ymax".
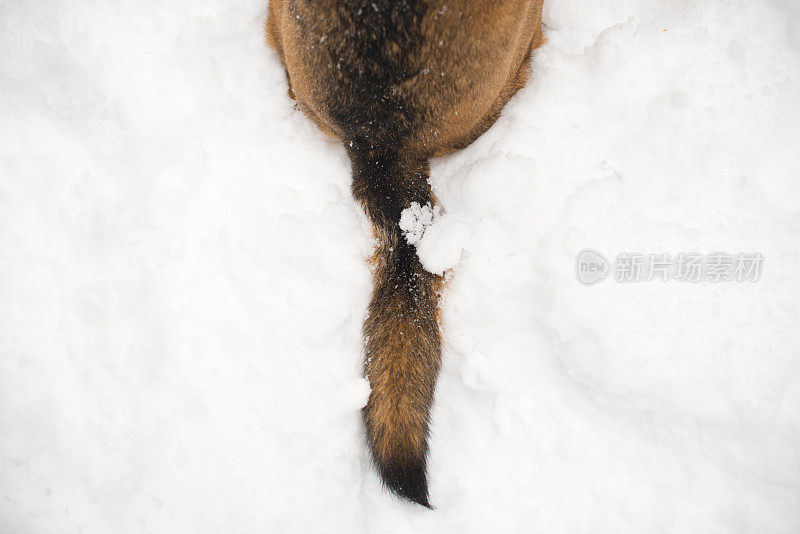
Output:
[{"xmin": 267, "ymin": 0, "xmax": 544, "ymax": 507}]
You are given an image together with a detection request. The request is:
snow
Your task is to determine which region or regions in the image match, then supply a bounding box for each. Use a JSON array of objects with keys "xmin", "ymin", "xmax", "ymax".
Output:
[
  {"xmin": 400, "ymin": 202, "xmax": 440, "ymax": 246},
  {"xmin": 414, "ymin": 212, "xmax": 470, "ymax": 276},
  {"xmin": 400, "ymin": 202, "xmax": 468, "ymax": 275},
  {"xmin": 1, "ymin": 0, "xmax": 799, "ymax": 532}
]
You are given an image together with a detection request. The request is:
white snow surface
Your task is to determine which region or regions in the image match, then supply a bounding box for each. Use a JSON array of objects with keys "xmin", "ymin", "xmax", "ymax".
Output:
[{"xmin": 2, "ymin": 0, "xmax": 800, "ymax": 532}]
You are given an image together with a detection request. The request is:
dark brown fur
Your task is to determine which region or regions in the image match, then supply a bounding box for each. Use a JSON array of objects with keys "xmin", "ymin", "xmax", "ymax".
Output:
[{"xmin": 267, "ymin": 0, "xmax": 544, "ymax": 507}]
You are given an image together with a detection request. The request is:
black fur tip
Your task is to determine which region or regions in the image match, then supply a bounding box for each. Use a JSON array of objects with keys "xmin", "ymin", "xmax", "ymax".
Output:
[{"xmin": 380, "ymin": 457, "xmax": 433, "ymax": 509}]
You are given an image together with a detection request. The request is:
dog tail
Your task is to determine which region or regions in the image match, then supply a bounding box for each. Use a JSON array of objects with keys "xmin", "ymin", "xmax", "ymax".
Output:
[{"xmin": 348, "ymin": 144, "xmax": 443, "ymax": 508}]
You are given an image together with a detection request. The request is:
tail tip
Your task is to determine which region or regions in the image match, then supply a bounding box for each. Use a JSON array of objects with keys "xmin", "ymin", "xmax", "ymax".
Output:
[
  {"xmin": 396, "ymin": 485, "xmax": 432, "ymax": 509},
  {"xmin": 380, "ymin": 458, "xmax": 433, "ymax": 509}
]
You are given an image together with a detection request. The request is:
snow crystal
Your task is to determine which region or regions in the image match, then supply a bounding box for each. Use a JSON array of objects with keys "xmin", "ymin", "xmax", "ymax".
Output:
[{"xmin": 399, "ymin": 201, "xmax": 440, "ymax": 245}]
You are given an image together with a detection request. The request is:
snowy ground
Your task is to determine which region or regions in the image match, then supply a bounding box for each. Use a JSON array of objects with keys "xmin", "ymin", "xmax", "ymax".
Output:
[{"xmin": 2, "ymin": 0, "xmax": 799, "ymax": 532}]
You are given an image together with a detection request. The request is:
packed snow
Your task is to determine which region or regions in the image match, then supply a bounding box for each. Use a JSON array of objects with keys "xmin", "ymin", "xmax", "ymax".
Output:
[
  {"xmin": 413, "ymin": 212, "xmax": 470, "ymax": 276},
  {"xmin": 400, "ymin": 202, "xmax": 468, "ymax": 275},
  {"xmin": 399, "ymin": 202, "xmax": 440, "ymax": 246},
  {"xmin": 2, "ymin": 0, "xmax": 800, "ymax": 532}
]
